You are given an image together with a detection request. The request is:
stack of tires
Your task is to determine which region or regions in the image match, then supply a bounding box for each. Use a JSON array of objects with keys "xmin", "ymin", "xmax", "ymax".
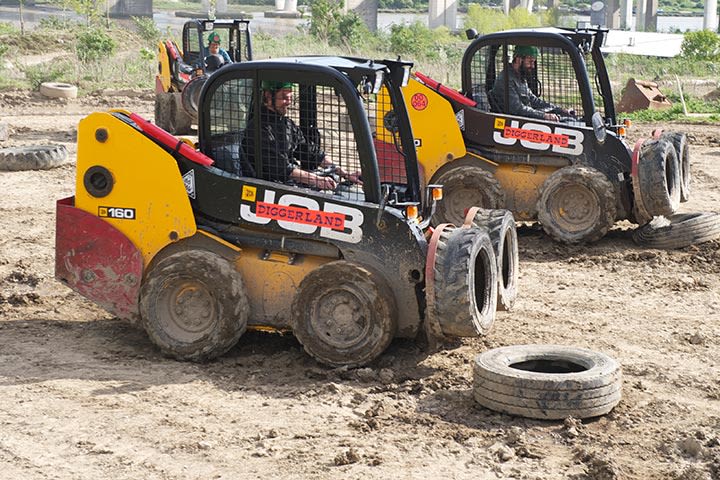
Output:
[{"xmin": 633, "ymin": 132, "xmax": 720, "ymax": 249}]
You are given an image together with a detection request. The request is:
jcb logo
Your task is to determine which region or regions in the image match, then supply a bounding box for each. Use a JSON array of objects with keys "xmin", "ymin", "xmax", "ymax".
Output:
[
  {"xmin": 240, "ymin": 189, "xmax": 364, "ymax": 244},
  {"xmin": 493, "ymin": 119, "xmax": 584, "ymax": 155}
]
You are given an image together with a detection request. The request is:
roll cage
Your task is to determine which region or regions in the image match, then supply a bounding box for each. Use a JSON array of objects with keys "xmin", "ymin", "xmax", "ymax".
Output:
[{"xmin": 181, "ymin": 19, "xmax": 253, "ymax": 70}]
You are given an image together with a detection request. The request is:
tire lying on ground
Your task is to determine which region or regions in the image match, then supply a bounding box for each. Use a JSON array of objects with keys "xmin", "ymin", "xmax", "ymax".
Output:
[
  {"xmin": 0, "ymin": 144, "xmax": 68, "ymax": 171},
  {"xmin": 473, "ymin": 344, "xmax": 622, "ymax": 420},
  {"xmin": 472, "ymin": 209, "xmax": 519, "ymax": 311},
  {"xmin": 661, "ymin": 131, "xmax": 690, "ymax": 203},
  {"xmin": 637, "ymin": 137, "xmax": 681, "ymax": 217},
  {"xmin": 632, "ymin": 212, "xmax": 720, "ymax": 249},
  {"xmin": 39, "ymin": 82, "xmax": 78, "ymax": 99}
]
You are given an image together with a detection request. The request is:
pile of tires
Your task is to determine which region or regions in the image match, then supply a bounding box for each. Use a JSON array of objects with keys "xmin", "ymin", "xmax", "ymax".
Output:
[{"xmin": 473, "ymin": 345, "xmax": 622, "ymax": 420}]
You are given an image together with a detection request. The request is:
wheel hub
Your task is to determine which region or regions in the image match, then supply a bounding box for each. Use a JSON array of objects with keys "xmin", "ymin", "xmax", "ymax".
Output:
[
  {"xmin": 163, "ymin": 283, "xmax": 216, "ymax": 340},
  {"xmin": 311, "ymin": 290, "xmax": 369, "ymax": 349}
]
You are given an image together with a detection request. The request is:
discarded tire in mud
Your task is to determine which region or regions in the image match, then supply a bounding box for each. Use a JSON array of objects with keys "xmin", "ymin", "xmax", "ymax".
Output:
[
  {"xmin": 637, "ymin": 138, "xmax": 681, "ymax": 217},
  {"xmin": 472, "ymin": 209, "xmax": 519, "ymax": 311},
  {"xmin": 661, "ymin": 131, "xmax": 690, "ymax": 203},
  {"xmin": 0, "ymin": 144, "xmax": 68, "ymax": 171},
  {"xmin": 432, "ymin": 165, "xmax": 505, "ymax": 227},
  {"xmin": 39, "ymin": 82, "xmax": 78, "ymax": 99},
  {"xmin": 430, "ymin": 225, "xmax": 497, "ymax": 337},
  {"xmin": 292, "ymin": 261, "xmax": 397, "ymax": 368},
  {"xmin": 632, "ymin": 212, "xmax": 720, "ymax": 249},
  {"xmin": 140, "ymin": 249, "xmax": 249, "ymax": 361},
  {"xmin": 473, "ymin": 345, "xmax": 622, "ymax": 420},
  {"xmin": 537, "ymin": 165, "xmax": 616, "ymax": 244}
]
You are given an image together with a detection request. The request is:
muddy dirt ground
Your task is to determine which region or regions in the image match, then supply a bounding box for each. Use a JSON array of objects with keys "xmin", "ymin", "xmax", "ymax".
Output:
[{"xmin": 1, "ymin": 90, "xmax": 719, "ymax": 479}]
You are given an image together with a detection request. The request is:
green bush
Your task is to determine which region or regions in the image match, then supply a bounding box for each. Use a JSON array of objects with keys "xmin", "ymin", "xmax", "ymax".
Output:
[
  {"xmin": 389, "ymin": 22, "xmax": 458, "ymax": 61},
  {"xmin": 0, "ymin": 22, "xmax": 18, "ymax": 35},
  {"xmin": 680, "ymin": 29, "xmax": 720, "ymax": 60},
  {"xmin": 23, "ymin": 61, "xmax": 74, "ymax": 89},
  {"xmin": 0, "ymin": 43, "xmax": 8, "ymax": 61},
  {"xmin": 307, "ymin": 0, "xmax": 373, "ymax": 51},
  {"xmin": 131, "ymin": 16, "xmax": 161, "ymax": 47},
  {"xmin": 76, "ymin": 28, "xmax": 116, "ymax": 63}
]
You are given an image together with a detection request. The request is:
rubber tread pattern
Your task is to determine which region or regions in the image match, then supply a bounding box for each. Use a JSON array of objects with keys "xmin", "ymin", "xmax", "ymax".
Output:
[
  {"xmin": 0, "ymin": 144, "xmax": 68, "ymax": 171},
  {"xmin": 432, "ymin": 165, "xmax": 505, "ymax": 227},
  {"xmin": 536, "ymin": 165, "xmax": 616, "ymax": 244},
  {"xmin": 661, "ymin": 131, "xmax": 690, "ymax": 203},
  {"xmin": 473, "ymin": 344, "xmax": 622, "ymax": 420},
  {"xmin": 431, "ymin": 225, "xmax": 498, "ymax": 337},
  {"xmin": 472, "ymin": 209, "xmax": 519, "ymax": 311},
  {"xmin": 637, "ymin": 138, "xmax": 680, "ymax": 217},
  {"xmin": 632, "ymin": 212, "xmax": 720, "ymax": 249}
]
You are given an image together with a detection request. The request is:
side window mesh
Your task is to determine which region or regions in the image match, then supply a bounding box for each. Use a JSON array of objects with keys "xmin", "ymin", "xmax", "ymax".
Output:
[
  {"xmin": 207, "ymin": 77, "xmax": 254, "ymax": 177},
  {"xmin": 364, "ymin": 86, "xmax": 408, "ymax": 186}
]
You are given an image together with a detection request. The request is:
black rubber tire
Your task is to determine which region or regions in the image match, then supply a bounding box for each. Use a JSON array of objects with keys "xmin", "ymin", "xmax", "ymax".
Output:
[
  {"xmin": 0, "ymin": 144, "xmax": 68, "ymax": 171},
  {"xmin": 472, "ymin": 209, "xmax": 519, "ymax": 311},
  {"xmin": 292, "ymin": 261, "xmax": 397, "ymax": 368},
  {"xmin": 432, "ymin": 165, "xmax": 505, "ymax": 227},
  {"xmin": 139, "ymin": 249, "xmax": 249, "ymax": 361},
  {"xmin": 637, "ymin": 138, "xmax": 681, "ymax": 217},
  {"xmin": 181, "ymin": 76, "xmax": 206, "ymax": 118},
  {"xmin": 632, "ymin": 212, "xmax": 720, "ymax": 249},
  {"xmin": 536, "ymin": 165, "xmax": 617, "ymax": 244},
  {"xmin": 473, "ymin": 345, "xmax": 622, "ymax": 420},
  {"xmin": 661, "ymin": 131, "xmax": 690, "ymax": 203},
  {"xmin": 154, "ymin": 92, "xmax": 194, "ymax": 135},
  {"xmin": 431, "ymin": 225, "xmax": 498, "ymax": 337}
]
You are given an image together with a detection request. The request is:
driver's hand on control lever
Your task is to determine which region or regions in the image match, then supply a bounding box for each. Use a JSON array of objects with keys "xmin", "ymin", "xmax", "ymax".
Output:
[
  {"xmin": 316, "ymin": 175, "xmax": 337, "ymax": 191},
  {"xmin": 543, "ymin": 112, "xmax": 560, "ymax": 122}
]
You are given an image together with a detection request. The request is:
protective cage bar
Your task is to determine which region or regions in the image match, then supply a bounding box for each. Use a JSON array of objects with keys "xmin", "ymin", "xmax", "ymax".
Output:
[
  {"xmin": 204, "ymin": 75, "xmax": 410, "ymax": 203},
  {"xmin": 468, "ymin": 43, "xmax": 600, "ymax": 121}
]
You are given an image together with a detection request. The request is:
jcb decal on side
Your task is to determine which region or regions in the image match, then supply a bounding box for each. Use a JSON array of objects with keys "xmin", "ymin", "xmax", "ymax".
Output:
[
  {"xmin": 98, "ymin": 206, "xmax": 136, "ymax": 220},
  {"xmin": 240, "ymin": 190, "xmax": 364, "ymax": 244},
  {"xmin": 493, "ymin": 119, "xmax": 584, "ymax": 155}
]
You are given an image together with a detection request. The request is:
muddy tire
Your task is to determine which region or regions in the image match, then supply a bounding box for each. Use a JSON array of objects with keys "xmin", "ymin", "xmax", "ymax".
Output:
[
  {"xmin": 537, "ymin": 165, "xmax": 616, "ymax": 244},
  {"xmin": 292, "ymin": 261, "xmax": 396, "ymax": 368},
  {"xmin": 0, "ymin": 144, "xmax": 68, "ymax": 171},
  {"xmin": 472, "ymin": 209, "xmax": 519, "ymax": 311},
  {"xmin": 637, "ymin": 138, "xmax": 681, "ymax": 217},
  {"xmin": 139, "ymin": 249, "xmax": 249, "ymax": 361},
  {"xmin": 39, "ymin": 82, "xmax": 78, "ymax": 99},
  {"xmin": 632, "ymin": 212, "xmax": 720, "ymax": 249},
  {"xmin": 154, "ymin": 92, "xmax": 194, "ymax": 135},
  {"xmin": 473, "ymin": 345, "xmax": 622, "ymax": 420},
  {"xmin": 431, "ymin": 225, "xmax": 498, "ymax": 337},
  {"xmin": 661, "ymin": 132, "xmax": 690, "ymax": 203},
  {"xmin": 432, "ymin": 165, "xmax": 504, "ymax": 227}
]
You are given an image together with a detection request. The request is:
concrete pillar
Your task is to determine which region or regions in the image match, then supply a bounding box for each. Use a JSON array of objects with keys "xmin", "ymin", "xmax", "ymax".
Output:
[
  {"xmin": 605, "ymin": 0, "xmax": 621, "ymax": 28},
  {"xmin": 347, "ymin": 0, "xmax": 377, "ymax": 31},
  {"xmin": 503, "ymin": 0, "xmax": 522, "ymax": 15},
  {"xmin": 636, "ymin": 0, "xmax": 645, "ymax": 31},
  {"xmin": 520, "ymin": 0, "xmax": 533, "ymax": 12},
  {"xmin": 429, "ymin": 0, "xmax": 457, "ymax": 30},
  {"xmin": 620, "ymin": 0, "xmax": 633, "ymax": 29},
  {"xmin": 216, "ymin": 0, "xmax": 227, "ymax": 14},
  {"xmin": 704, "ymin": 0, "xmax": 718, "ymax": 31},
  {"xmin": 548, "ymin": 0, "xmax": 560, "ymax": 9},
  {"xmin": 644, "ymin": 0, "xmax": 657, "ymax": 31}
]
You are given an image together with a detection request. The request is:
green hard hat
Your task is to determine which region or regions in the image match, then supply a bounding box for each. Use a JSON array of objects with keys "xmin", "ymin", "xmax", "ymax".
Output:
[
  {"xmin": 207, "ymin": 31, "xmax": 221, "ymax": 44},
  {"xmin": 514, "ymin": 45, "xmax": 538, "ymax": 58},
  {"xmin": 261, "ymin": 80, "xmax": 294, "ymax": 91}
]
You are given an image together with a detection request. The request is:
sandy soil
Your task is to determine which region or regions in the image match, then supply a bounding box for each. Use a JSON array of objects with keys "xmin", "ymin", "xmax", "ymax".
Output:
[{"xmin": 1, "ymin": 90, "xmax": 719, "ymax": 480}]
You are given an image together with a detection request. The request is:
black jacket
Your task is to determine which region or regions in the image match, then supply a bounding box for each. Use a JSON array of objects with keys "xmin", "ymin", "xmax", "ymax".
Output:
[{"xmin": 243, "ymin": 105, "xmax": 325, "ymax": 182}]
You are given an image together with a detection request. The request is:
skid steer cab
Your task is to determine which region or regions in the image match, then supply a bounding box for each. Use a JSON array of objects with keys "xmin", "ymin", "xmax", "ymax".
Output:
[
  {"xmin": 155, "ymin": 18, "xmax": 253, "ymax": 135},
  {"xmin": 406, "ymin": 27, "xmax": 690, "ymax": 244},
  {"xmin": 56, "ymin": 56, "xmax": 517, "ymax": 368}
]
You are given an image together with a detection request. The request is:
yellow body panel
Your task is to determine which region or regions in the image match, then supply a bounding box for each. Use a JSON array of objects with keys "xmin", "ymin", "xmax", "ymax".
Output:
[
  {"xmin": 156, "ymin": 41, "xmax": 171, "ymax": 93},
  {"xmin": 74, "ymin": 112, "xmax": 197, "ymax": 266},
  {"xmin": 494, "ymin": 163, "xmax": 558, "ymax": 220},
  {"xmin": 404, "ymin": 77, "xmax": 467, "ymax": 182}
]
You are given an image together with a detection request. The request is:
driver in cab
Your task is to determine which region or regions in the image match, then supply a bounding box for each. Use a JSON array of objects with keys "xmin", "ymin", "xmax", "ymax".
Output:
[{"xmin": 243, "ymin": 81, "xmax": 360, "ymax": 191}]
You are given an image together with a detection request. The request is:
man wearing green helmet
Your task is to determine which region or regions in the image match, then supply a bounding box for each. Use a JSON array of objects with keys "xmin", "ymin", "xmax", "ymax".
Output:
[
  {"xmin": 242, "ymin": 80, "xmax": 359, "ymax": 191},
  {"xmin": 206, "ymin": 31, "xmax": 232, "ymax": 69},
  {"xmin": 490, "ymin": 45, "xmax": 574, "ymax": 122}
]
